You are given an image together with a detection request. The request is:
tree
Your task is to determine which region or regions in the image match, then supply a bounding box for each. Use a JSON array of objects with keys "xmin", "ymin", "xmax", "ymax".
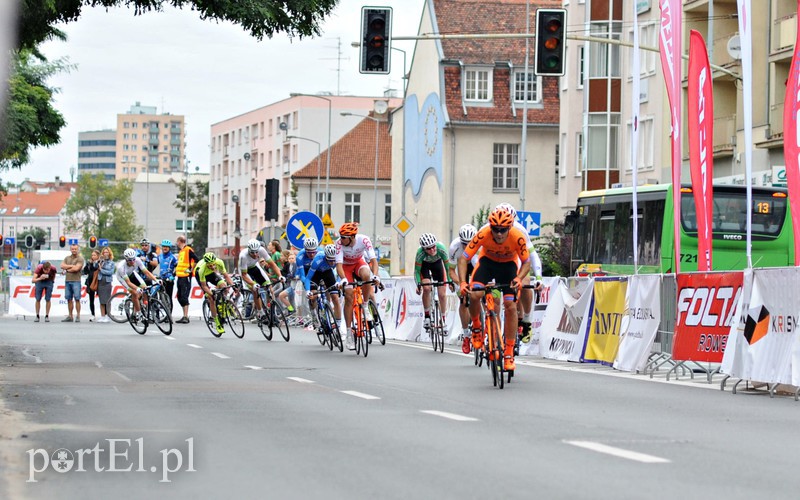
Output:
[
  {"xmin": 532, "ymin": 221, "xmax": 572, "ymax": 277},
  {"xmin": 0, "ymin": 50, "xmax": 68, "ymax": 173},
  {"xmin": 17, "ymin": 0, "xmax": 339, "ymax": 51},
  {"xmin": 64, "ymin": 174, "xmax": 141, "ymax": 257},
  {"xmin": 471, "ymin": 204, "xmax": 491, "ymax": 228},
  {"xmin": 174, "ymin": 177, "xmax": 209, "ymax": 252}
]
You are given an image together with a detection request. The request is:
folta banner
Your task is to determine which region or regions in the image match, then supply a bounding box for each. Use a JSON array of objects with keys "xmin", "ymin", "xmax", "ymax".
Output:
[
  {"xmin": 582, "ymin": 277, "xmax": 628, "ymax": 365},
  {"xmin": 783, "ymin": 0, "xmax": 800, "ymax": 266},
  {"xmin": 673, "ymin": 271, "xmax": 742, "ymax": 362},
  {"xmin": 687, "ymin": 30, "xmax": 714, "ymax": 271},
  {"xmin": 613, "ymin": 274, "xmax": 661, "ymax": 372},
  {"xmin": 539, "ymin": 278, "xmax": 593, "ymax": 362},
  {"xmin": 659, "ymin": 0, "xmax": 683, "ymax": 272},
  {"xmin": 722, "ymin": 268, "xmax": 800, "ymax": 385}
]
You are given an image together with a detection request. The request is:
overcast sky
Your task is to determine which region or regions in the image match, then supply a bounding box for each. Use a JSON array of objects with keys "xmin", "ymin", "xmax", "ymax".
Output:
[{"xmin": 4, "ymin": 0, "xmax": 425, "ymax": 185}]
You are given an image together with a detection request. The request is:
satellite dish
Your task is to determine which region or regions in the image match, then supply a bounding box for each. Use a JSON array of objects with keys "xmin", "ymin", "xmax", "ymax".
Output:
[
  {"xmin": 243, "ymin": 152, "xmax": 251, "ymax": 161},
  {"xmin": 727, "ymin": 35, "xmax": 741, "ymax": 61},
  {"xmin": 374, "ymin": 100, "xmax": 389, "ymax": 115},
  {"xmin": 279, "ymin": 122, "xmax": 288, "ymax": 131}
]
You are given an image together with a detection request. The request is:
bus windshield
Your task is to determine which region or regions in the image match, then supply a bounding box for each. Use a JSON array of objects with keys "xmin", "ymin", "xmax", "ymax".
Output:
[{"xmin": 680, "ymin": 190, "xmax": 787, "ymax": 238}]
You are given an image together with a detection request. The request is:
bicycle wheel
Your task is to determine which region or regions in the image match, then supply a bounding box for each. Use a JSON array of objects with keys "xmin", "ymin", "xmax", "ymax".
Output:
[
  {"xmin": 270, "ymin": 301, "xmax": 290, "ymax": 342},
  {"xmin": 107, "ymin": 291, "xmax": 130, "ymax": 323},
  {"xmin": 314, "ymin": 305, "xmax": 328, "ymax": 347},
  {"xmin": 201, "ymin": 299, "xmax": 222, "ymax": 338},
  {"xmin": 127, "ymin": 304, "xmax": 148, "ymax": 335},
  {"xmin": 493, "ymin": 330, "xmax": 505, "ymax": 389},
  {"xmin": 361, "ymin": 304, "xmax": 373, "ymax": 345},
  {"xmin": 436, "ymin": 315, "xmax": 445, "ymax": 354},
  {"xmin": 430, "ymin": 306, "xmax": 442, "ymax": 353},
  {"xmin": 367, "ymin": 300, "xmax": 385, "ymax": 346},
  {"xmin": 358, "ymin": 314, "xmax": 369, "ymax": 358},
  {"xmin": 222, "ymin": 298, "xmax": 245, "ymax": 339},
  {"xmin": 157, "ymin": 288, "xmax": 173, "ymax": 316},
  {"xmin": 325, "ymin": 304, "xmax": 343, "ymax": 352},
  {"xmin": 151, "ymin": 299, "xmax": 173, "ymax": 336}
]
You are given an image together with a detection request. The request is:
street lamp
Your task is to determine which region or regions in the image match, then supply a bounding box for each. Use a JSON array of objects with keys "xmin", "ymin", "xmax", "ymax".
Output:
[
  {"xmin": 232, "ymin": 194, "xmax": 241, "ymax": 269},
  {"xmin": 289, "ymin": 93, "xmax": 332, "ymax": 215},
  {"xmin": 286, "ymin": 135, "xmax": 322, "ymax": 214}
]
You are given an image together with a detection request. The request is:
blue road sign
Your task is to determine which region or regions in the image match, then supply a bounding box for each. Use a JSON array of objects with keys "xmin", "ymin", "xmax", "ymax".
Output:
[
  {"xmin": 68, "ymin": 238, "xmax": 79, "ymax": 246},
  {"xmin": 98, "ymin": 238, "xmax": 109, "ymax": 247},
  {"xmin": 4, "ymin": 237, "xmax": 15, "ymax": 246},
  {"xmin": 517, "ymin": 211, "xmax": 541, "ymax": 237},
  {"xmin": 8, "ymin": 258, "xmax": 19, "ymax": 269},
  {"xmin": 285, "ymin": 211, "xmax": 324, "ymax": 249}
]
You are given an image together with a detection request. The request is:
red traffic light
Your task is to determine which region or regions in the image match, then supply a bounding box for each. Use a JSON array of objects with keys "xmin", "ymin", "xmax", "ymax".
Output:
[
  {"xmin": 89, "ymin": 236, "xmax": 98, "ymax": 249},
  {"xmin": 59, "ymin": 236, "xmax": 66, "ymax": 248}
]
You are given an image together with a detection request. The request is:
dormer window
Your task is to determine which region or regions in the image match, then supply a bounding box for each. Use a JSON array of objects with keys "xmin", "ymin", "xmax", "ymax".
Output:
[{"xmin": 463, "ymin": 67, "xmax": 492, "ymax": 102}]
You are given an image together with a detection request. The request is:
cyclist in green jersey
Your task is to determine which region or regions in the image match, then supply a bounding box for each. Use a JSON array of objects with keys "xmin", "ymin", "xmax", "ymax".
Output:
[
  {"xmin": 195, "ymin": 252, "xmax": 236, "ymax": 334},
  {"xmin": 414, "ymin": 233, "xmax": 454, "ymax": 330}
]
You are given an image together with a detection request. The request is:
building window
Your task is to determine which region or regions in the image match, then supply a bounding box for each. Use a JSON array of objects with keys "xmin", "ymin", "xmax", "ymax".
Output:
[
  {"xmin": 315, "ymin": 192, "xmax": 331, "ymax": 218},
  {"xmin": 123, "ymin": 122, "xmax": 130, "ymax": 129},
  {"xmin": 586, "ymin": 113, "xmax": 621, "ymax": 170},
  {"xmin": 589, "ymin": 22, "xmax": 622, "ymax": 78},
  {"xmin": 577, "ymin": 45, "xmax": 585, "ymax": 89},
  {"xmin": 292, "ymin": 111, "xmax": 298, "ymax": 129},
  {"xmin": 123, "ymin": 133, "xmax": 129, "ymax": 140},
  {"xmin": 626, "ymin": 115, "xmax": 654, "ymax": 171},
  {"xmin": 464, "ymin": 67, "xmax": 492, "ymax": 101},
  {"xmin": 576, "ymin": 132, "xmax": 583, "ymax": 176},
  {"xmin": 384, "ymin": 194, "xmax": 391, "ymax": 225},
  {"xmin": 492, "ymin": 143, "xmax": 519, "ymax": 191},
  {"xmin": 513, "ymin": 71, "xmax": 541, "ymax": 103},
  {"xmin": 175, "ymin": 220, "xmax": 195, "ymax": 231},
  {"xmin": 344, "ymin": 193, "xmax": 361, "ymax": 222},
  {"xmin": 554, "ymin": 143, "xmax": 560, "ymax": 194}
]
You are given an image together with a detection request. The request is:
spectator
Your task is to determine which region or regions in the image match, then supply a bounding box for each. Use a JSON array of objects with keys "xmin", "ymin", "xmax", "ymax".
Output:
[
  {"xmin": 60, "ymin": 244, "xmax": 85, "ymax": 322},
  {"xmin": 278, "ymin": 250, "xmax": 297, "ymax": 314},
  {"xmin": 268, "ymin": 239, "xmax": 282, "ymax": 263},
  {"xmin": 32, "ymin": 261, "xmax": 56, "ymax": 322},
  {"xmin": 174, "ymin": 235, "xmax": 198, "ymax": 324},
  {"xmin": 96, "ymin": 246, "xmax": 116, "ymax": 322},
  {"xmin": 83, "ymin": 249, "xmax": 100, "ymax": 321}
]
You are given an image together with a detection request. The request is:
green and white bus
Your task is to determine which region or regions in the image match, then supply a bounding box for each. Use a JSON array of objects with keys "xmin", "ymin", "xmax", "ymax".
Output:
[{"xmin": 563, "ymin": 183, "xmax": 794, "ymax": 275}]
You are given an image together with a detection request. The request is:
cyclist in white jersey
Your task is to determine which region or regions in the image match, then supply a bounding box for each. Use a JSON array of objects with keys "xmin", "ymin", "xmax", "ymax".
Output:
[
  {"xmin": 448, "ymin": 224, "xmax": 479, "ymax": 353},
  {"xmin": 116, "ymin": 248, "xmax": 159, "ymax": 318},
  {"xmin": 335, "ymin": 222, "xmax": 380, "ymax": 350},
  {"xmin": 239, "ymin": 239, "xmax": 284, "ymax": 319}
]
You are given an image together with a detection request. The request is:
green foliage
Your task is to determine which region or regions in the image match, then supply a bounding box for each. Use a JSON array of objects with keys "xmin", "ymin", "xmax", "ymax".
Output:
[
  {"xmin": 64, "ymin": 174, "xmax": 142, "ymax": 258},
  {"xmin": 532, "ymin": 221, "xmax": 572, "ymax": 277},
  {"xmin": 173, "ymin": 178, "xmax": 209, "ymax": 252},
  {"xmin": 471, "ymin": 204, "xmax": 491, "ymax": 228},
  {"xmin": 17, "ymin": 0, "xmax": 339, "ymax": 51},
  {"xmin": 0, "ymin": 50, "xmax": 68, "ymax": 172}
]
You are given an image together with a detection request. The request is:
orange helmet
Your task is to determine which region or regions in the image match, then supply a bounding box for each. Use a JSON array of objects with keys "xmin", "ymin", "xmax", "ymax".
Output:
[
  {"xmin": 488, "ymin": 209, "xmax": 514, "ymax": 228},
  {"xmin": 339, "ymin": 222, "xmax": 359, "ymax": 236}
]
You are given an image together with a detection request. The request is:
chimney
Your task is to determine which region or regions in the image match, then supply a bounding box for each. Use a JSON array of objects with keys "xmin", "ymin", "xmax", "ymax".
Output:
[{"xmin": 54, "ymin": 176, "xmax": 61, "ymax": 186}]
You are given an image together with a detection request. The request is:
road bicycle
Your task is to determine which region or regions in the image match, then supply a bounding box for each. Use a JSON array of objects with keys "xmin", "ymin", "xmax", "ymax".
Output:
[
  {"xmin": 308, "ymin": 284, "xmax": 343, "ymax": 352},
  {"xmin": 343, "ymin": 279, "xmax": 383, "ymax": 357},
  {"xmin": 470, "ymin": 282, "xmax": 515, "ymax": 389},
  {"xmin": 417, "ymin": 280, "xmax": 453, "ymax": 353},
  {"xmin": 250, "ymin": 280, "xmax": 291, "ymax": 342},
  {"xmin": 201, "ymin": 284, "xmax": 245, "ymax": 339},
  {"xmin": 125, "ymin": 282, "xmax": 173, "ymax": 336}
]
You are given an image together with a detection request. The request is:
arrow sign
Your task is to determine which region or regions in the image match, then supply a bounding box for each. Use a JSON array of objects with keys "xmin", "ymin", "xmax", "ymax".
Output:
[
  {"xmin": 517, "ymin": 210, "xmax": 541, "ymax": 237},
  {"xmin": 68, "ymin": 238, "xmax": 79, "ymax": 246},
  {"xmin": 286, "ymin": 211, "xmax": 324, "ymax": 249},
  {"xmin": 4, "ymin": 237, "xmax": 15, "ymax": 246},
  {"xmin": 8, "ymin": 258, "xmax": 18, "ymax": 269},
  {"xmin": 98, "ymin": 238, "xmax": 109, "ymax": 247}
]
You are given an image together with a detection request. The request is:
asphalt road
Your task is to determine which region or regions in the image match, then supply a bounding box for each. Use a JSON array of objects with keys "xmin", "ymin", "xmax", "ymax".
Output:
[{"xmin": 1, "ymin": 315, "xmax": 800, "ymax": 499}]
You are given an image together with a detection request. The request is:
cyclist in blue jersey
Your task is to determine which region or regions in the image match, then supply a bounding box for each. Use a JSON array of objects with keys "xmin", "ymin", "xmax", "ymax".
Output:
[{"xmin": 299, "ymin": 242, "xmax": 342, "ymax": 325}]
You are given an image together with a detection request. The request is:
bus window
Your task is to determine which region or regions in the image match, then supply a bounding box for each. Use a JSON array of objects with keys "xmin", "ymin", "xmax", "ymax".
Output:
[{"xmin": 683, "ymin": 191, "xmax": 787, "ymax": 238}]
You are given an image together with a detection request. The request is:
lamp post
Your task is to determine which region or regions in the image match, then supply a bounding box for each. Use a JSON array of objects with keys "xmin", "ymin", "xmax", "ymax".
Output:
[
  {"xmin": 340, "ymin": 110, "xmax": 383, "ymax": 245},
  {"xmin": 289, "ymin": 93, "xmax": 332, "ymax": 215},
  {"xmin": 287, "ymin": 135, "xmax": 322, "ymax": 214},
  {"xmin": 232, "ymin": 194, "xmax": 241, "ymax": 270}
]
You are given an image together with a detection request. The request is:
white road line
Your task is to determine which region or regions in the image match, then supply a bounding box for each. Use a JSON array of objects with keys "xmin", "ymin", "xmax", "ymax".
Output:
[
  {"xmin": 111, "ymin": 371, "xmax": 131, "ymax": 382},
  {"xmin": 564, "ymin": 440, "xmax": 671, "ymax": 464},
  {"xmin": 287, "ymin": 377, "xmax": 315, "ymax": 384},
  {"xmin": 211, "ymin": 352, "xmax": 230, "ymax": 359},
  {"xmin": 186, "ymin": 344, "xmax": 203, "ymax": 349},
  {"xmin": 244, "ymin": 365, "xmax": 263, "ymax": 370},
  {"xmin": 95, "ymin": 361, "xmax": 103, "ymax": 368},
  {"xmin": 420, "ymin": 410, "xmax": 478, "ymax": 422},
  {"xmin": 164, "ymin": 336, "xmax": 175, "ymax": 341},
  {"xmin": 340, "ymin": 390, "xmax": 381, "ymax": 400}
]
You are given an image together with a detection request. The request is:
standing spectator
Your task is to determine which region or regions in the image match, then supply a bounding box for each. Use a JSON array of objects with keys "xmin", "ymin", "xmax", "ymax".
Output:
[
  {"xmin": 83, "ymin": 249, "xmax": 100, "ymax": 321},
  {"xmin": 278, "ymin": 249, "xmax": 297, "ymax": 314},
  {"xmin": 157, "ymin": 239, "xmax": 178, "ymax": 312},
  {"xmin": 174, "ymin": 235, "xmax": 198, "ymax": 324},
  {"xmin": 96, "ymin": 246, "xmax": 115, "ymax": 323},
  {"xmin": 267, "ymin": 240, "xmax": 282, "ymax": 263},
  {"xmin": 136, "ymin": 239, "xmax": 158, "ymax": 276},
  {"xmin": 32, "ymin": 261, "xmax": 56, "ymax": 322},
  {"xmin": 60, "ymin": 244, "xmax": 85, "ymax": 322}
]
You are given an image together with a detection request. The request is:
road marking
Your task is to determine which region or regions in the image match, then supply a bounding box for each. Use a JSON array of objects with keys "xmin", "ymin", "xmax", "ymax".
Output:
[
  {"xmin": 564, "ymin": 440, "xmax": 671, "ymax": 464},
  {"xmin": 211, "ymin": 352, "xmax": 230, "ymax": 359},
  {"xmin": 244, "ymin": 365, "xmax": 263, "ymax": 370},
  {"xmin": 186, "ymin": 344, "xmax": 203, "ymax": 349},
  {"xmin": 287, "ymin": 377, "xmax": 315, "ymax": 384},
  {"xmin": 95, "ymin": 361, "xmax": 103, "ymax": 368},
  {"xmin": 21, "ymin": 348, "xmax": 42, "ymax": 363},
  {"xmin": 164, "ymin": 336, "xmax": 175, "ymax": 341},
  {"xmin": 420, "ymin": 410, "xmax": 478, "ymax": 422},
  {"xmin": 111, "ymin": 371, "xmax": 131, "ymax": 382},
  {"xmin": 340, "ymin": 390, "xmax": 380, "ymax": 400}
]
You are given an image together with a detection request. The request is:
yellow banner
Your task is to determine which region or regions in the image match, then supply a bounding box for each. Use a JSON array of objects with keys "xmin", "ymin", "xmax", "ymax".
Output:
[{"xmin": 583, "ymin": 278, "xmax": 628, "ymax": 365}]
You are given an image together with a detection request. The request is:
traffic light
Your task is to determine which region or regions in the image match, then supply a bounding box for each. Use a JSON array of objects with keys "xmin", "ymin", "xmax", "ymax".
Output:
[
  {"xmin": 534, "ymin": 8, "xmax": 567, "ymax": 76},
  {"xmin": 24, "ymin": 234, "xmax": 34, "ymax": 249},
  {"xmin": 59, "ymin": 235, "xmax": 66, "ymax": 248},
  {"xmin": 359, "ymin": 7, "xmax": 392, "ymax": 74},
  {"xmin": 89, "ymin": 236, "xmax": 97, "ymax": 249}
]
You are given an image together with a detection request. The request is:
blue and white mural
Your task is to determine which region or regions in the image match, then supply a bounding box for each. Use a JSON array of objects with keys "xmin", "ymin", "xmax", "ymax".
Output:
[{"xmin": 404, "ymin": 92, "xmax": 444, "ymax": 198}]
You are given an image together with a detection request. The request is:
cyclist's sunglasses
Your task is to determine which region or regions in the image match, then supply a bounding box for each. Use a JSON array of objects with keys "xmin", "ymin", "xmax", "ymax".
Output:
[
  {"xmin": 423, "ymin": 245, "xmax": 436, "ymax": 251},
  {"xmin": 491, "ymin": 226, "xmax": 509, "ymax": 234}
]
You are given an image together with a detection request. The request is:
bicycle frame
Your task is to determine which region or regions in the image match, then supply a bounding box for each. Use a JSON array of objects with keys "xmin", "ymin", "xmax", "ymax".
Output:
[{"xmin": 417, "ymin": 280, "xmax": 452, "ymax": 353}]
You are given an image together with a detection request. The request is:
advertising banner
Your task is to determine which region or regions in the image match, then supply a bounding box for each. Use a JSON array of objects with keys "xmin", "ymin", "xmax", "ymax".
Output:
[
  {"xmin": 519, "ymin": 276, "xmax": 557, "ymax": 356},
  {"xmin": 539, "ymin": 279, "xmax": 593, "ymax": 361},
  {"xmin": 613, "ymin": 274, "xmax": 661, "ymax": 372},
  {"xmin": 582, "ymin": 277, "xmax": 628, "ymax": 365}
]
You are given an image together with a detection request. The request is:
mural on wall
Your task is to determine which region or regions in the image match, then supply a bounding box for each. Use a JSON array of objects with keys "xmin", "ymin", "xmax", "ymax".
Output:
[{"xmin": 404, "ymin": 92, "xmax": 444, "ymax": 198}]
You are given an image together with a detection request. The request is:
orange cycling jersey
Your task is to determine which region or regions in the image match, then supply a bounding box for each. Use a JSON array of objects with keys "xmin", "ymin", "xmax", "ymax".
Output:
[{"xmin": 462, "ymin": 225, "xmax": 529, "ymax": 263}]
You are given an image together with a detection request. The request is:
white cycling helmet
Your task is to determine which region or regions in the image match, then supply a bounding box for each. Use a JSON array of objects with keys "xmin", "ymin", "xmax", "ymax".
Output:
[
  {"xmin": 304, "ymin": 237, "xmax": 319, "ymax": 250},
  {"xmin": 495, "ymin": 202, "xmax": 517, "ymax": 220},
  {"xmin": 419, "ymin": 233, "xmax": 437, "ymax": 249},
  {"xmin": 123, "ymin": 248, "xmax": 136, "ymax": 260},
  {"xmin": 324, "ymin": 244, "xmax": 336, "ymax": 259},
  {"xmin": 247, "ymin": 239, "xmax": 261, "ymax": 252},
  {"xmin": 459, "ymin": 224, "xmax": 477, "ymax": 245}
]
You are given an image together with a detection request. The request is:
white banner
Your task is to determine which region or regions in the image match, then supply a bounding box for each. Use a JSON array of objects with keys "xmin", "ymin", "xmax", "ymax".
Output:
[
  {"xmin": 539, "ymin": 279, "xmax": 594, "ymax": 361},
  {"xmin": 613, "ymin": 274, "xmax": 661, "ymax": 372},
  {"xmin": 519, "ymin": 276, "xmax": 558, "ymax": 356}
]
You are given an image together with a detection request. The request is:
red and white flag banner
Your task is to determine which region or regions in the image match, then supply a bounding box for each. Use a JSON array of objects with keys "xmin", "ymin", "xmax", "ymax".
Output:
[{"xmin": 783, "ymin": 0, "xmax": 800, "ymax": 266}]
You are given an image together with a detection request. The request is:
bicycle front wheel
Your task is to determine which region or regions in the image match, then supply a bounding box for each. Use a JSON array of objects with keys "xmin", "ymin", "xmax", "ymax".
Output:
[
  {"xmin": 270, "ymin": 302, "xmax": 290, "ymax": 342},
  {"xmin": 107, "ymin": 291, "xmax": 129, "ymax": 323},
  {"xmin": 324, "ymin": 304, "xmax": 343, "ymax": 352},
  {"xmin": 127, "ymin": 306, "xmax": 147, "ymax": 335},
  {"xmin": 358, "ymin": 315, "xmax": 369, "ymax": 358},
  {"xmin": 222, "ymin": 298, "xmax": 245, "ymax": 339},
  {"xmin": 202, "ymin": 299, "xmax": 222, "ymax": 338},
  {"xmin": 151, "ymin": 299, "xmax": 173, "ymax": 336},
  {"xmin": 315, "ymin": 306, "xmax": 328, "ymax": 347},
  {"xmin": 367, "ymin": 300, "xmax": 385, "ymax": 346}
]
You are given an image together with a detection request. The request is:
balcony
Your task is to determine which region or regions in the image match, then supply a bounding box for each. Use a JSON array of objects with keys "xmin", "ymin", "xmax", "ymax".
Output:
[
  {"xmin": 713, "ymin": 115, "xmax": 736, "ymax": 155},
  {"xmin": 770, "ymin": 14, "xmax": 796, "ymax": 63},
  {"xmin": 149, "ymin": 137, "xmax": 159, "ymax": 145}
]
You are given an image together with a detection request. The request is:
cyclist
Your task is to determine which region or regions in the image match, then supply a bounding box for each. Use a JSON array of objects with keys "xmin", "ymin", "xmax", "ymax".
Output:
[
  {"xmin": 195, "ymin": 252, "xmax": 237, "ymax": 335},
  {"xmin": 494, "ymin": 202, "xmax": 544, "ymax": 345},
  {"xmin": 335, "ymin": 222, "xmax": 380, "ymax": 350},
  {"xmin": 136, "ymin": 238, "xmax": 158, "ymax": 275},
  {"xmin": 458, "ymin": 208, "xmax": 530, "ymax": 371},
  {"xmin": 157, "ymin": 239, "xmax": 178, "ymax": 306},
  {"xmin": 116, "ymin": 248, "xmax": 160, "ymax": 321},
  {"xmin": 414, "ymin": 232, "xmax": 453, "ymax": 332},
  {"xmin": 448, "ymin": 223, "xmax": 478, "ymax": 353},
  {"xmin": 299, "ymin": 242, "xmax": 342, "ymax": 330},
  {"xmin": 238, "ymin": 239, "xmax": 284, "ymax": 320}
]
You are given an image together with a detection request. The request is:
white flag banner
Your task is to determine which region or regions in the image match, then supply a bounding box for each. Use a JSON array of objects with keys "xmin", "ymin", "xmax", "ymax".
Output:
[
  {"xmin": 613, "ymin": 274, "xmax": 661, "ymax": 372},
  {"xmin": 539, "ymin": 279, "xmax": 593, "ymax": 361},
  {"xmin": 520, "ymin": 276, "xmax": 559, "ymax": 356}
]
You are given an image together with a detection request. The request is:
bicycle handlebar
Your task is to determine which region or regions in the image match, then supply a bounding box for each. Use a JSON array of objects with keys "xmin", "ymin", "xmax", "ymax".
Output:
[{"xmin": 416, "ymin": 280, "xmax": 454, "ymax": 288}]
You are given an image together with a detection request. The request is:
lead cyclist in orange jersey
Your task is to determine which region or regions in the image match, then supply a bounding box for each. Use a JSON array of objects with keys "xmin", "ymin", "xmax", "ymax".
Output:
[{"xmin": 457, "ymin": 209, "xmax": 531, "ymax": 371}]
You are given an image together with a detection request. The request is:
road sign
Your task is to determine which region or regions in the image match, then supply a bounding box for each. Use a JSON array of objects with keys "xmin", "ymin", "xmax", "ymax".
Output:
[
  {"xmin": 285, "ymin": 211, "xmax": 324, "ymax": 249},
  {"xmin": 393, "ymin": 215, "xmax": 414, "ymax": 237},
  {"xmin": 8, "ymin": 258, "xmax": 18, "ymax": 269},
  {"xmin": 321, "ymin": 230, "xmax": 334, "ymax": 246},
  {"xmin": 98, "ymin": 238, "xmax": 109, "ymax": 247},
  {"xmin": 517, "ymin": 211, "xmax": 541, "ymax": 237},
  {"xmin": 68, "ymin": 238, "xmax": 79, "ymax": 246},
  {"xmin": 4, "ymin": 237, "xmax": 14, "ymax": 246},
  {"xmin": 17, "ymin": 250, "xmax": 24, "ymax": 259},
  {"xmin": 322, "ymin": 213, "xmax": 334, "ymax": 229}
]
